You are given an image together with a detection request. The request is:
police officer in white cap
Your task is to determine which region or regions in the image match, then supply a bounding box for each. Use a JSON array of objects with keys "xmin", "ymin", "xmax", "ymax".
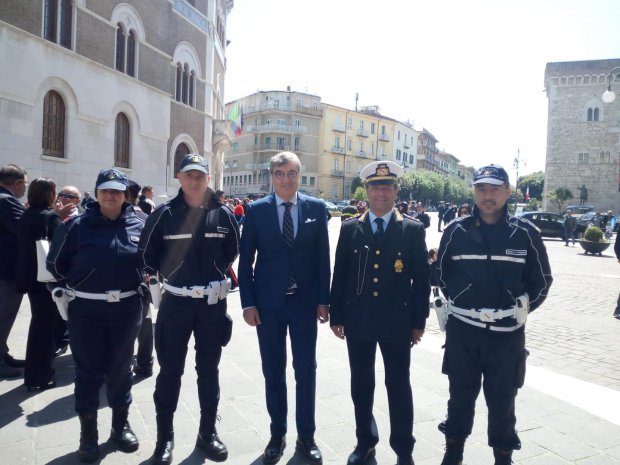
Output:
[{"xmin": 330, "ymin": 161, "xmax": 430, "ymax": 465}]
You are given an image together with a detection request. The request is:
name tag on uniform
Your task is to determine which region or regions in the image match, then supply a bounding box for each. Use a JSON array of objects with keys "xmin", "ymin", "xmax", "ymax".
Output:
[{"xmin": 217, "ymin": 227, "xmax": 229, "ymax": 233}]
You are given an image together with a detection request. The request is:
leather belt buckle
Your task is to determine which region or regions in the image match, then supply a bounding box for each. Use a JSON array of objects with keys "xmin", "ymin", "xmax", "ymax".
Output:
[{"xmin": 479, "ymin": 309, "xmax": 495, "ymax": 322}]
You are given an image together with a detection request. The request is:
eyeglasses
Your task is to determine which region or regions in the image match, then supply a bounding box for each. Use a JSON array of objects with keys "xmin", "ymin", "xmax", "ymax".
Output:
[
  {"xmin": 58, "ymin": 192, "xmax": 78, "ymax": 200},
  {"xmin": 272, "ymin": 170, "xmax": 298, "ymax": 180}
]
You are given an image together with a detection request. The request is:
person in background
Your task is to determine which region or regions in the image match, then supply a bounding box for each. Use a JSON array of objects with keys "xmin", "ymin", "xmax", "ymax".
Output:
[
  {"xmin": 15, "ymin": 177, "xmax": 62, "ymax": 391},
  {"xmin": 55, "ymin": 186, "xmax": 83, "ymax": 221},
  {"xmin": 233, "ymin": 204, "xmax": 245, "ymax": 225},
  {"xmin": 138, "ymin": 186, "xmax": 156, "ymax": 215},
  {"xmin": 414, "ymin": 202, "xmax": 431, "ymax": 229},
  {"xmin": 614, "ymin": 230, "xmax": 620, "ymax": 319},
  {"xmin": 341, "ymin": 200, "xmax": 359, "ymax": 222},
  {"xmin": 357, "ymin": 201, "xmax": 367, "ymax": 215},
  {"xmin": 80, "ymin": 191, "xmax": 93, "ymax": 209},
  {"xmin": 47, "ymin": 168, "xmax": 144, "ymax": 462},
  {"xmin": 0, "ymin": 163, "xmax": 28, "ymax": 378},
  {"xmin": 437, "ymin": 202, "xmax": 447, "ymax": 232},
  {"xmin": 457, "ymin": 204, "xmax": 472, "ymax": 218},
  {"xmin": 442, "ymin": 203, "xmax": 458, "ymax": 225},
  {"xmin": 563, "ymin": 209, "xmax": 577, "ymax": 246}
]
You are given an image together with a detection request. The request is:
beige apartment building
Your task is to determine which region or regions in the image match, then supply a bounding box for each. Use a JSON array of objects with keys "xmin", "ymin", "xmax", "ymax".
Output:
[
  {"xmin": 317, "ymin": 104, "xmax": 395, "ymax": 200},
  {"xmin": 0, "ymin": 0, "xmax": 233, "ymax": 197},
  {"xmin": 223, "ymin": 90, "xmax": 323, "ymax": 197}
]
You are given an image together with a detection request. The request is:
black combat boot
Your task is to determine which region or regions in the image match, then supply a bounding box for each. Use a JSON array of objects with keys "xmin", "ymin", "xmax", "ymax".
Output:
[
  {"xmin": 493, "ymin": 448, "xmax": 513, "ymax": 465},
  {"xmin": 440, "ymin": 436, "xmax": 464, "ymax": 465},
  {"xmin": 196, "ymin": 428, "xmax": 228, "ymax": 462},
  {"xmin": 111, "ymin": 406, "xmax": 139, "ymax": 452},
  {"xmin": 150, "ymin": 414, "xmax": 174, "ymax": 465},
  {"xmin": 78, "ymin": 411, "xmax": 99, "ymax": 463}
]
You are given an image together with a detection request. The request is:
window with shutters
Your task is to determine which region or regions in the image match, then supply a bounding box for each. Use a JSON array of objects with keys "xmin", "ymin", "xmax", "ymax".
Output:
[
  {"xmin": 114, "ymin": 113, "xmax": 130, "ymax": 168},
  {"xmin": 173, "ymin": 143, "xmax": 191, "ymax": 177},
  {"xmin": 42, "ymin": 91, "xmax": 66, "ymax": 158}
]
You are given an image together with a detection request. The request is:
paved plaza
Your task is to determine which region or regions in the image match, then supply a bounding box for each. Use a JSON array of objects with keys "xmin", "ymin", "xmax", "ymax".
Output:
[{"xmin": 1, "ymin": 213, "xmax": 619, "ymax": 464}]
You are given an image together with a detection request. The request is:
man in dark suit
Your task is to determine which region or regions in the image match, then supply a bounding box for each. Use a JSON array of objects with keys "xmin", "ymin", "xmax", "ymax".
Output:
[
  {"xmin": 239, "ymin": 151, "xmax": 330, "ymax": 465},
  {"xmin": 0, "ymin": 163, "xmax": 28, "ymax": 378},
  {"xmin": 330, "ymin": 161, "xmax": 430, "ymax": 465}
]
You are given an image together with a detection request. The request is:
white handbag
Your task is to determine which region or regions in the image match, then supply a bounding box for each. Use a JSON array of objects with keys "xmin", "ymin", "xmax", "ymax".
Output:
[
  {"xmin": 36, "ymin": 216, "xmax": 56, "ymax": 283},
  {"xmin": 36, "ymin": 239, "xmax": 55, "ymax": 282}
]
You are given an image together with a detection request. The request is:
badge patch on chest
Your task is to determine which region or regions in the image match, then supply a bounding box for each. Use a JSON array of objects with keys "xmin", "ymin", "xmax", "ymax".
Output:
[
  {"xmin": 394, "ymin": 259, "xmax": 403, "ymax": 273},
  {"xmin": 506, "ymin": 249, "xmax": 527, "ymax": 256}
]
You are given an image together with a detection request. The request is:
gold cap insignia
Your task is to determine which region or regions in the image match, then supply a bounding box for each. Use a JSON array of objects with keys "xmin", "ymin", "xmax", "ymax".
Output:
[
  {"xmin": 191, "ymin": 155, "xmax": 201, "ymax": 163},
  {"xmin": 107, "ymin": 171, "xmax": 117, "ymax": 179},
  {"xmin": 394, "ymin": 259, "xmax": 403, "ymax": 273},
  {"xmin": 375, "ymin": 164, "xmax": 390, "ymax": 176}
]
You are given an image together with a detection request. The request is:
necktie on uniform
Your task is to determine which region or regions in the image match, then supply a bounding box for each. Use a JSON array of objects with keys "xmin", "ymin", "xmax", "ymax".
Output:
[
  {"xmin": 282, "ymin": 202, "xmax": 296, "ymax": 288},
  {"xmin": 374, "ymin": 217, "xmax": 384, "ymax": 241}
]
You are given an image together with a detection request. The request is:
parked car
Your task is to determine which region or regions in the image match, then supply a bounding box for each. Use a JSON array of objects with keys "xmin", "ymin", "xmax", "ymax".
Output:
[
  {"xmin": 518, "ymin": 212, "xmax": 565, "ymax": 239},
  {"xmin": 565, "ymin": 205, "xmax": 595, "ymax": 219},
  {"xmin": 322, "ymin": 200, "xmax": 339, "ymax": 212}
]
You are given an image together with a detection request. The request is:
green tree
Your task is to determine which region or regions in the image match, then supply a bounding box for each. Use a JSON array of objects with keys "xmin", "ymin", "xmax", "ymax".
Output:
[
  {"xmin": 350, "ymin": 177, "xmax": 363, "ymax": 195},
  {"xmin": 547, "ymin": 187, "xmax": 573, "ymax": 213},
  {"xmin": 352, "ymin": 186, "xmax": 367, "ymax": 201},
  {"xmin": 517, "ymin": 171, "xmax": 545, "ymax": 200}
]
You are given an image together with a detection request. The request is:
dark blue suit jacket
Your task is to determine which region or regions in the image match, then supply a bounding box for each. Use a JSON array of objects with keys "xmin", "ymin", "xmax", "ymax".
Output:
[{"xmin": 238, "ymin": 193, "xmax": 330, "ymax": 311}]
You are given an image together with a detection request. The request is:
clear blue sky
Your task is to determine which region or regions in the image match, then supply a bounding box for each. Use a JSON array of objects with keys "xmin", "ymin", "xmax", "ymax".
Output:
[{"xmin": 224, "ymin": 0, "xmax": 620, "ymax": 178}]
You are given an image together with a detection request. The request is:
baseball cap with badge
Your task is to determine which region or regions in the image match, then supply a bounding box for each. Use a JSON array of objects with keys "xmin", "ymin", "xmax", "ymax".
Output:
[
  {"xmin": 472, "ymin": 164, "xmax": 510, "ymax": 186},
  {"xmin": 360, "ymin": 160, "xmax": 404, "ymax": 185},
  {"xmin": 95, "ymin": 168, "xmax": 128, "ymax": 191},
  {"xmin": 179, "ymin": 154, "xmax": 209, "ymax": 175}
]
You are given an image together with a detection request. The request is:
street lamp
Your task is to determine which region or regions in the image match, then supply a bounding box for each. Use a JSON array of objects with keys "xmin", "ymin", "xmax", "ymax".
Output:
[{"xmin": 601, "ymin": 67, "xmax": 620, "ymax": 103}]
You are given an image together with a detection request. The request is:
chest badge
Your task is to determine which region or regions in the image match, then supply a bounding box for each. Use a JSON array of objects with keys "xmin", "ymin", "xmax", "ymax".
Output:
[{"xmin": 394, "ymin": 259, "xmax": 403, "ymax": 273}]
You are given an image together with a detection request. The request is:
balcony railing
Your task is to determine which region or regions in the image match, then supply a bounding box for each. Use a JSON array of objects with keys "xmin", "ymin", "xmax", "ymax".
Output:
[
  {"xmin": 246, "ymin": 123, "xmax": 307, "ymax": 133},
  {"xmin": 331, "ymin": 169, "xmax": 344, "ymax": 176},
  {"xmin": 333, "ymin": 124, "xmax": 346, "ymax": 133},
  {"xmin": 245, "ymin": 163, "xmax": 271, "ymax": 170},
  {"xmin": 331, "ymin": 146, "xmax": 345, "ymax": 155},
  {"xmin": 379, "ymin": 133, "xmax": 390, "ymax": 142},
  {"xmin": 357, "ymin": 129, "xmax": 369, "ymax": 137},
  {"xmin": 356, "ymin": 150, "xmax": 368, "ymax": 157},
  {"xmin": 241, "ymin": 102, "xmax": 323, "ymax": 117}
]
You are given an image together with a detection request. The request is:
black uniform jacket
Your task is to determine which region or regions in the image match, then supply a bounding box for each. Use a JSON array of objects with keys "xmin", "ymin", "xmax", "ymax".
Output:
[
  {"xmin": 330, "ymin": 209, "xmax": 431, "ymax": 343},
  {"xmin": 139, "ymin": 188, "xmax": 239, "ymax": 286},
  {"xmin": 433, "ymin": 204, "xmax": 553, "ymax": 328}
]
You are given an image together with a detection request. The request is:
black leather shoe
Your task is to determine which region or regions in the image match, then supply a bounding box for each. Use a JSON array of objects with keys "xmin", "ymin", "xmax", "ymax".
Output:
[
  {"xmin": 347, "ymin": 445, "xmax": 376, "ymax": 465},
  {"xmin": 111, "ymin": 423, "xmax": 139, "ymax": 452},
  {"xmin": 263, "ymin": 436, "xmax": 286, "ymax": 464},
  {"xmin": 295, "ymin": 437, "xmax": 322, "ymax": 464},
  {"xmin": 54, "ymin": 345, "xmax": 68, "ymax": 357},
  {"xmin": 3, "ymin": 354, "xmax": 25, "ymax": 368},
  {"xmin": 150, "ymin": 439, "xmax": 174, "ymax": 464},
  {"xmin": 133, "ymin": 364, "xmax": 153, "ymax": 378},
  {"xmin": 26, "ymin": 380, "xmax": 57, "ymax": 392},
  {"xmin": 396, "ymin": 455, "xmax": 414, "ymax": 465},
  {"xmin": 196, "ymin": 432, "xmax": 228, "ymax": 462}
]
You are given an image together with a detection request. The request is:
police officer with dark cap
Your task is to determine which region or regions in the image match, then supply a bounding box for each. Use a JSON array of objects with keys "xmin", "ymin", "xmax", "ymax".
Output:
[
  {"xmin": 413, "ymin": 202, "xmax": 430, "ymax": 229},
  {"xmin": 139, "ymin": 154, "xmax": 239, "ymax": 465},
  {"xmin": 432, "ymin": 164, "xmax": 553, "ymax": 465},
  {"xmin": 330, "ymin": 160, "xmax": 430, "ymax": 465},
  {"xmin": 46, "ymin": 168, "xmax": 145, "ymax": 462}
]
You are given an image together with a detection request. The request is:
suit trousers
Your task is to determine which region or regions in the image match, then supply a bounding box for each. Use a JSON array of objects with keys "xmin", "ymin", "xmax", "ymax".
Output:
[
  {"xmin": 256, "ymin": 292, "xmax": 318, "ymax": 439},
  {"xmin": 0, "ymin": 279, "xmax": 24, "ymax": 358},
  {"xmin": 24, "ymin": 282, "xmax": 57, "ymax": 386},
  {"xmin": 68, "ymin": 296, "xmax": 142, "ymax": 412},
  {"xmin": 154, "ymin": 295, "xmax": 226, "ymax": 434},
  {"xmin": 442, "ymin": 318, "xmax": 525, "ymax": 450},
  {"xmin": 346, "ymin": 337, "xmax": 414, "ymax": 456}
]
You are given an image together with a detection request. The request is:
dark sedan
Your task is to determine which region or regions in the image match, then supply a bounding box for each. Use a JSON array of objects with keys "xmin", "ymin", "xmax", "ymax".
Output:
[{"xmin": 518, "ymin": 212, "xmax": 565, "ymax": 239}]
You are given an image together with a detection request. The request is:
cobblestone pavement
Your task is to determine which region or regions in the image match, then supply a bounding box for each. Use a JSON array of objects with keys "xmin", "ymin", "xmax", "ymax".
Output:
[{"xmin": 1, "ymin": 213, "xmax": 619, "ymax": 464}]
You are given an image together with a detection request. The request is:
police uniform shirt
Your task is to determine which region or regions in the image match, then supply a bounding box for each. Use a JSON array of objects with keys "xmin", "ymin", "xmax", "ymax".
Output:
[{"xmin": 368, "ymin": 210, "xmax": 393, "ymax": 234}]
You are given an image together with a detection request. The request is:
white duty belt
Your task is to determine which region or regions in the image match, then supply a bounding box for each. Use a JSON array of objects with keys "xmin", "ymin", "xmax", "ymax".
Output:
[
  {"xmin": 447, "ymin": 302, "xmax": 525, "ymax": 332},
  {"xmin": 70, "ymin": 289, "xmax": 137, "ymax": 303},
  {"xmin": 163, "ymin": 279, "xmax": 231, "ymax": 304}
]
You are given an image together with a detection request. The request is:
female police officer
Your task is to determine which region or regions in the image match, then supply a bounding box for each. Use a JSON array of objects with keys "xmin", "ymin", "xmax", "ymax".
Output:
[{"xmin": 47, "ymin": 168, "xmax": 144, "ymax": 462}]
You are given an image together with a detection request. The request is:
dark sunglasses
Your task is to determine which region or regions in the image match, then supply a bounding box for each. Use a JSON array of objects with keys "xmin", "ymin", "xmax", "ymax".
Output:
[{"xmin": 58, "ymin": 192, "xmax": 78, "ymax": 200}]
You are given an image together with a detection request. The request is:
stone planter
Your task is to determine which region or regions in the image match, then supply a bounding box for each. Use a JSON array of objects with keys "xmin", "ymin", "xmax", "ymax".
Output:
[{"xmin": 578, "ymin": 240, "xmax": 611, "ymax": 255}]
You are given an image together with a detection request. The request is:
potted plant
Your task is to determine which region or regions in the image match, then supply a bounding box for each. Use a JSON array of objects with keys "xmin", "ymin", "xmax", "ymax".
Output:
[{"xmin": 578, "ymin": 225, "xmax": 611, "ymax": 255}]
